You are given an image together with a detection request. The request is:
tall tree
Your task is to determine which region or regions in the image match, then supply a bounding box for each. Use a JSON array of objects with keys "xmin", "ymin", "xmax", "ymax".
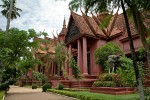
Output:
[
  {"xmin": 0, "ymin": 28, "xmax": 43, "ymax": 83},
  {"xmin": 124, "ymin": 0, "xmax": 150, "ymax": 71},
  {"xmin": 0, "ymin": 0, "xmax": 22, "ymax": 34},
  {"xmin": 55, "ymin": 42, "xmax": 68, "ymax": 76},
  {"xmin": 120, "ymin": 0, "xmax": 144, "ymax": 99}
]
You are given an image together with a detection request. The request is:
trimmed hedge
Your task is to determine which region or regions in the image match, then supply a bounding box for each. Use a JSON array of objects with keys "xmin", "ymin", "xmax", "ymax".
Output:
[
  {"xmin": 58, "ymin": 83, "xmax": 64, "ymax": 90},
  {"xmin": 0, "ymin": 83, "xmax": 10, "ymax": 91},
  {"xmin": 92, "ymin": 81, "xmax": 116, "ymax": 87},
  {"xmin": 32, "ymin": 84, "xmax": 37, "ymax": 89},
  {"xmin": 48, "ymin": 89, "xmax": 105, "ymax": 100},
  {"xmin": 63, "ymin": 88, "xmax": 89, "ymax": 91}
]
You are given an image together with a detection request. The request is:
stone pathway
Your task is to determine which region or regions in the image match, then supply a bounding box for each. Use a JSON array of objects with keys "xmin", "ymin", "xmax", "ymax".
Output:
[{"xmin": 5, "ymin": 86, "xmax": 75, "ymax": 100}]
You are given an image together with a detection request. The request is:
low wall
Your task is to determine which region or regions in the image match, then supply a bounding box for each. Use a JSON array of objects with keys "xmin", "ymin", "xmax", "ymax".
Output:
[{"xmin": 90, "ymin": 87, "xmax": 136, "ymax": 95}]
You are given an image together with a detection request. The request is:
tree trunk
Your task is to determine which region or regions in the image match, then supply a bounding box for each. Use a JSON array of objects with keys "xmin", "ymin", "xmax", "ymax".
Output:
[
  {"xmin": 120, "ymin": 0, "xmax": 145, "ymax": 100},
  {"xmin": 6, "ymin": 0, "xmax": 13, "ymax": 34},
  {"xmin": 131, "ymin": 6, "xmax": 150, "ymax": 71}
]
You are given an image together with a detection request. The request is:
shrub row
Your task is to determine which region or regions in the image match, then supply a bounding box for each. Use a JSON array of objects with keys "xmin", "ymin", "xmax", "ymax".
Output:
[
  {"xmin": 92, "ymin": 81, "xmax": 116, "ymax": 87},
  {"xmin": 63, "ymin": 88, "xmax": 89, "ymax": 91},
  {"xmin": 98, "ymin": 73, "xmax": 136, "ymax": 87},
  {"xmin": 48, "ymin": 89, "xmax": 105, "ymax": 100}
]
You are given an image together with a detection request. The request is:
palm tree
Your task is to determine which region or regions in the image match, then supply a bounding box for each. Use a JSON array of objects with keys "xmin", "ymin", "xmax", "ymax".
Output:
[{"xmin": 0, "ymin": 0, "xmax": 22, "ymax": 34}]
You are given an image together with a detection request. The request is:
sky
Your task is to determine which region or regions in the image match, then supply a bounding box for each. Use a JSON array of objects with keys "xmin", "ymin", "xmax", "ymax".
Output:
[{"xmin": 0, "ymin": 0, "xmax": 71, "ymax": 38}]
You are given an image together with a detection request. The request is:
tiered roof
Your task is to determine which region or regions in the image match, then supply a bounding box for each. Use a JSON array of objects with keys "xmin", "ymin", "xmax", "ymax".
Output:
[{"xmin": 64, "ymin": 10, "xmax": 150, "ymax": 43}]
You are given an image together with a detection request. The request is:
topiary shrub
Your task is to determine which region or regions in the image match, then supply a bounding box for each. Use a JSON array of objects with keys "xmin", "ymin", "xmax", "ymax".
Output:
[
  {"xmin": 32, "ymin": 84, "xmax": 37, "ymax": 89},
  {"xmin": 0, "ymin": 83, "xmax": 10, "ymax": 91},
  {"xmin": 58, "ymin": 83, "xmax": 64, "ymax": 90},
  {"xmin": 42, "ymin": 83, "xmax": 51, "ymax": 92}
]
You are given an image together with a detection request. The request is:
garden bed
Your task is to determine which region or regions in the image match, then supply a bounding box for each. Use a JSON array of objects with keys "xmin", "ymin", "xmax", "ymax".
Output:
[{"xmin": 90, "ymin": 87, "xmax": 136, "ymax": 95}]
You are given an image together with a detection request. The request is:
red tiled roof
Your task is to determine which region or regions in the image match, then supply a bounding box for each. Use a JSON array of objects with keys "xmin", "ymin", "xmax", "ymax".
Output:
[
  {"xmin": 71, "ymin": 11, "xmax": 95, "ymax": 36},
  {"xmin": 65, "ymin": 11, "xmax": 150, "ymax": 41},
  {"xmin": 86, "ymin": 16, "xmax": 106, "ymax": 36},
  {"xmin": 35, "ymin": 37, "xmax": 55, "ymax": 54}
]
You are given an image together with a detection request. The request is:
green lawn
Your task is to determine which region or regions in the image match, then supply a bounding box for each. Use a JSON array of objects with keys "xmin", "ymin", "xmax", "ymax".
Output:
[
  {"xmin": 0, "ymin": 91, "xmax": 5, "ymax": 100},
  {"xmin": 48, "ymin": 89, "xmax": 139, "ymax": 100},
  {"xmin": 73, "ymin": 91, "xmax": 139, "ymax": 100}
]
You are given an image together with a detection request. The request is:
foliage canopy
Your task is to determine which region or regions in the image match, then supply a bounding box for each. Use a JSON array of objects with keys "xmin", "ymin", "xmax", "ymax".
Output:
[{"xmin": 94, "ymin": 42, "xmax": 123, "ymax": 71}]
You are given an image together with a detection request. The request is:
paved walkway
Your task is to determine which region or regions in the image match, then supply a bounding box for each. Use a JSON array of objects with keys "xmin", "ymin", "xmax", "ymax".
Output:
[{"xmin": 5, "ymin": 86, "xmax": 75, "ymax": 100}]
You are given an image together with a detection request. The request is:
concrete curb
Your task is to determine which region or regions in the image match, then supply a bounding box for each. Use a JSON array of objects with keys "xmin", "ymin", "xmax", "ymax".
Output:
[{"xmin": 2, "ymin": 95, "xmax": 5, "ymax": 100}]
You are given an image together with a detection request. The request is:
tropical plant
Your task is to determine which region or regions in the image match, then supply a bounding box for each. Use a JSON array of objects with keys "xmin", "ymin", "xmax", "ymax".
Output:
[
  {"xmin": 32, "ymin": 71, "xmax": 43, "ymax": 81},
  {"xmin": 94, "ymin": 42, "xmax": 123, "ymax": 71},
  {"xmin": 116, "ymin": 56, "xmax": 136, "ymax": 87},
  {"xmin": 55, "ymin": 42, "xmax": 68, "ymax": 76},
  {"xmin": 0, "ymin": 0, "xmax": 22, "ymax": 34},
  {"xmin": 69, "ymin": 58, "xmax": 80, "ymax": 79},
  {"xmin": 42, "ymin": 83, "xmax": 51, "ymax": 92}
]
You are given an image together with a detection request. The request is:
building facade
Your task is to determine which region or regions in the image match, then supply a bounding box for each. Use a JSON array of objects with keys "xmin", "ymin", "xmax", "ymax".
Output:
[{"xmin": 32, "ymin": 11, "xmax": 150, "ymax": 81}]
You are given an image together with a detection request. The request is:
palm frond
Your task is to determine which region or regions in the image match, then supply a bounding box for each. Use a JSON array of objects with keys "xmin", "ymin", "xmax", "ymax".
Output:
[{"xmin": 0, "ymin": 0, "xmax": 22, "ymax": 19}]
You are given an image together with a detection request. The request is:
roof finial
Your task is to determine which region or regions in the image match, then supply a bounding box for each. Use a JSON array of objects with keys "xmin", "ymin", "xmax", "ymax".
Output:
[{"xmin": 63, "ymin": 16, "xmax": 66, "ymax": 28}]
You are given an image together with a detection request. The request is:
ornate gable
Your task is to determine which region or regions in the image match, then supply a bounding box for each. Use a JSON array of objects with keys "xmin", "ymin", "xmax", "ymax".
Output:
[{"xmin": 65, "ymin": 17, "xmax": 80, "ymax": 43}]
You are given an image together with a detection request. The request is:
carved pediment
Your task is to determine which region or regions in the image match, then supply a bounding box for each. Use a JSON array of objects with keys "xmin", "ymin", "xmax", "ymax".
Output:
[{"xmin": 65, "ymin": 18, "xmax": 80, "ymax": 43}]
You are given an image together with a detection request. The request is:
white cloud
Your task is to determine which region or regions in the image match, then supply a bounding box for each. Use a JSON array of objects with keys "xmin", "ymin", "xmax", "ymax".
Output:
[{"xmin": 0, "ymin": 0, "xmax": 71, "ymax": 38}]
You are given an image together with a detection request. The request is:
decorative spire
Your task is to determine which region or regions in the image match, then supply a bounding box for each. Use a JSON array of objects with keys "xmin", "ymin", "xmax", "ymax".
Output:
[{"xmin": 63, "ymin": 17, "xmax": 66, "ymax": 28}]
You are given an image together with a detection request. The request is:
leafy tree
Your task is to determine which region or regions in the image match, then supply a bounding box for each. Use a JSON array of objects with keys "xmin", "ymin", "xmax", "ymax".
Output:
[
  {"xmin": 94, "ymin": 42, "xmax": 123, "ymax": 71},
  {"xmin": 17, "ymin": 58, "xmax": 41, "ymax": 77},
  {"xmin": 0, "ymin": 28, "xmax": 43, "ymax": 83},
  {"xmin": 0, "ymin": 0, "xmax": 22, "ymax": 34}
]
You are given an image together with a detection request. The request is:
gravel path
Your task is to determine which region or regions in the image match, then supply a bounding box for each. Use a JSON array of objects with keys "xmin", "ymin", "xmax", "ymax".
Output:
[{"xmin": 5, "ymin": 86, "xmax": 75, "ymax": 100}]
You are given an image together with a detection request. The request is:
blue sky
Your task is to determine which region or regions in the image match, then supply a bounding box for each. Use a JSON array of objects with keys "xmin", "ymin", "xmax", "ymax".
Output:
[{"xmin": 0, "ymin": 0, "xmax": 71, "ymax": 38}]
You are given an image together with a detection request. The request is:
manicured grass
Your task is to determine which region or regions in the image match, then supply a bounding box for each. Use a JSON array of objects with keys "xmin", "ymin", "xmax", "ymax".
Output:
[
  {"xmin": 48, "ymin": 89, "xmax": 139, "ymax": 100},
  {"xmin": 0, "ymin": 91, "xmax": 5, "ymax": 100}
]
